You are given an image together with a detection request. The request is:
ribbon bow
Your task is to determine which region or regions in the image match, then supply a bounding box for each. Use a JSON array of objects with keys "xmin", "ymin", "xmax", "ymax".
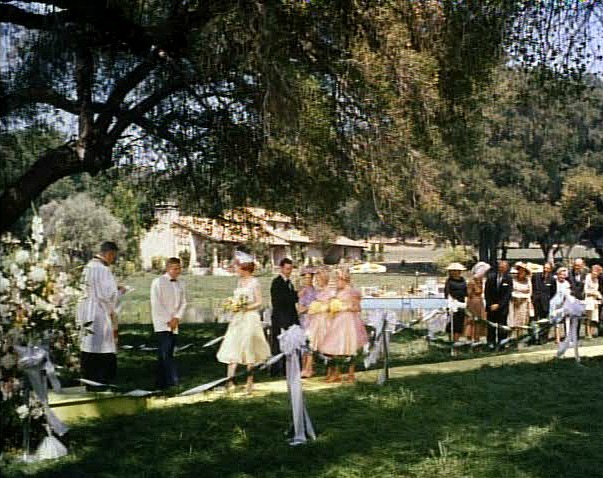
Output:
[{"xmin": 15, "ymin": 345, "xmax": 69, "ymax": 437}]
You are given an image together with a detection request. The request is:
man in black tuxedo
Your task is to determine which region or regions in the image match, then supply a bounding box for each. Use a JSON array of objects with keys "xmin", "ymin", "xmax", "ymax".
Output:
[
  {"xmin": 270, "ymin": 258, "xmax": 299, "ymax": 376},
  {"xmin": 485, "ymin": 260, "xmax": 513, "ymax": 347},
  {"xmin": 568, "ymin": 258, "xmax": 588, "ymax": 337},
  {"xmin": 531, "ymin": 262, "xmax": 557, "ymax": 344}
]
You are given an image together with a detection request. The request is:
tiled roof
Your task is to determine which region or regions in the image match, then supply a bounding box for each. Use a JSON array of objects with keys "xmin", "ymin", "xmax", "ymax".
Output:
[
  {"xmin": 263, "ymin": 225, "xmax": 311, "ymax": 244},
  {"xmin": 223, "ymin": 207, "xmax": 293, "ymax": 224},
  {"xmin": 332, "ymin": 236, "xmax": 366, "ymax": 248},
  {"xmin": 174, "ymin": 216, "xmax": 289, "ymax": 246}
]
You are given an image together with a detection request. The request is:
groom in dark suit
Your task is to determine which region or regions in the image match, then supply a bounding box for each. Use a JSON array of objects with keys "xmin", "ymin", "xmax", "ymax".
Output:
[
  {"xmin": 270, "ymin": 258, "xmax": 299, "ymax": 376},
  {"xmin": 485, "ymin": 260, "xmax": 513, "ymax": 347}
]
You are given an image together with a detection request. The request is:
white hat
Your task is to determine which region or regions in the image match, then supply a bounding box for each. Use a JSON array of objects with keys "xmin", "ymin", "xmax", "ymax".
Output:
[
  {"xmin": 235, "ymin": 250, "xmax": 255, "ymax": 264},
  {"xmin": 446, "ymin": 262, "xmax": 466, "ymax": 271},
  {"xmin": 471, "ymin": 261, "xmax": 491, "ymax": 277}
]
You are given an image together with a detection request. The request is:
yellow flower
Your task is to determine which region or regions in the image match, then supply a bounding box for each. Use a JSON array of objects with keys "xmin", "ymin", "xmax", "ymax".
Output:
[
  {"xmin": 329, "ymin": 298, "xmax": 344, "ymax": 314},
  {"xmin": 308, "ymin": 301, "xmax": 328, "ymax": 315}
]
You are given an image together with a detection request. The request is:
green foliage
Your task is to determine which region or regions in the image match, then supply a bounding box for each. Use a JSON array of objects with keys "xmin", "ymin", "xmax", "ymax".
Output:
[
  {"xmin": 435, "ymin": 246, "xmax": 475, "ymax": 272},
  {"xmin": 151, "ymin": 256, "xmax": 166, "ymax": 273},
  {"xmin": 39, "ymin": 193, "xmax": 126, "ymax": 262}
]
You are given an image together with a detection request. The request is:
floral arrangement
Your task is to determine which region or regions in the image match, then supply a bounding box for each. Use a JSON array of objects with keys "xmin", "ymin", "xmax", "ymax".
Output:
[
  {"xmin": 328, "ymin": 298, "xmax": 344, "ymax": 315},
  {"xmin": 222, "ymin": 295, "xmax": 250, "ymax": 313},
  {"xmin": 0, "ymin": 214, "xmax": 83, "ymax": 454},
  {"xmin": 308, "ymin": 300, "xmax": 329, "ymax": 315}
]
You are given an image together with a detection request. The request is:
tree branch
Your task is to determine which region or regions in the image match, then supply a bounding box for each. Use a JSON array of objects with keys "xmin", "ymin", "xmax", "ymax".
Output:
[
  {"xmin": 0, "ymin": 87, "xmax": 102, "ymax": 116},
  {"xmin": 108, "ymin": 79, "xmax": 188, "ymax": 141},
  {"xmin": 95, "ymin": 59, "xmax": 159, "ymax": 132},
  {"xmin": 0, "ymin": 144, "xmax": 84, "ymax": 232}
]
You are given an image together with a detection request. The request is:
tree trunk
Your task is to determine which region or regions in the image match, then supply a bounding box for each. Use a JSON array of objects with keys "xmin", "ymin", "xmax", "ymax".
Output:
[
  {"xmin": 0, "ymin": 144, "xmax": 85, "ymax": 233},
  {"xmin": 478, "ymin": 225, "xmax": 500, "ymax": 266}
]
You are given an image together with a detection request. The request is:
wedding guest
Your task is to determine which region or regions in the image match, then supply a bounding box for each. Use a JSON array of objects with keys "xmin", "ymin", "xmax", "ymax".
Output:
[
  {"xmin": 270, "ymin": 258, "xmax": 299, "ymax": 376},
  {"xmin": 531, "ymin": 262, "xmax": 556, "ymax": 344},
  {"xmin": 466, "ymin": 262, "xmax": 490, "ymax": 342},
  {"xmin": 77, "ymin": 241, "xmax": 121, "ymax": 389},
  {"xmin": 302, "ymin": 268, "xmax": 335, "ymax": 378},
  {"xmin": 217, "ymin": 252, "xmax": 270, "ymax": 393},
  {"xmin": 568, "ymin": 258, "xmax": 588, "ymax": 337},
  {"xmin": 297, "ymin": 267, "xmax": 317, "ymax": 329},
  {"xmin": 550, "ymin": 267, "xmax": 571, "ymax": 344},
  {"xmin": 150, "ymin": 257, "xmax": 186, "ymax": 389},
  {"xmin": 584, "ymin": 264, "xmax": 602, "ymax": 338},
  {"xmin": 508, "ymin": 262, "xmax": 532, "ymax": 340},
  {"xmin": 485, "ymin": 260, "xmax": 513, "ymax": 348},
  {"xmin": 297, "ymin": 267, "xmax": 317, "ymax": 377},
  {"xmin": 444, "ymin": 263, "xmax": 468, "ymax": 343},
  {"xmin": 320, "ymin": 269, "xmax": 368, "ymax": 383}
]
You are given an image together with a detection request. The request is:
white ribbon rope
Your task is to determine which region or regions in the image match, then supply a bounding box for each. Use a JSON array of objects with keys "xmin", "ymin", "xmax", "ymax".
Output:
[{"xmin": 278, "ymin": 325, "xmax": 316, "ymax": 445}]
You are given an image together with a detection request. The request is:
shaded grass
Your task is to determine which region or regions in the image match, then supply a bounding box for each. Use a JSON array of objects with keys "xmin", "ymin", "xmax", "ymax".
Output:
[
  {"xmin": 109, "ymin": 323, "xmax": 603, "ymax": 393},
  {"xmin": 5, "ymin": 357, "xmax": 603, "ymax": 477}
]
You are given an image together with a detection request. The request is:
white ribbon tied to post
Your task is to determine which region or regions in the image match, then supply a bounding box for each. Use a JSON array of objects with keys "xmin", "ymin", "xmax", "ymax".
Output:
[
  {"xmin": 15, "ymin": 345, "xmax": 69, "ymax": 460},
  {"xmin": 278, "ymin": 325, "xmax": 316, "ymax": 446},
  {"xmin": 364, "ymin": 310, "xmax": 397, "ymax": 370}
]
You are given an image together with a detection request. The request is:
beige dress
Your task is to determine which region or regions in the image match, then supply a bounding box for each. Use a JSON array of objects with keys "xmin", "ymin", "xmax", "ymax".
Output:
[
  {"xmin": 466, "ymin": 277, "xmax": 487, "ymax": 337},
  {"xmin": 508, "ymin": 278, "xmax": 532, "ymax": 328}
]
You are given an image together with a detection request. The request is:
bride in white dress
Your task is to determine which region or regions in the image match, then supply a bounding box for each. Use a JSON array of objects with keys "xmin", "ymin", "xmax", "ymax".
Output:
[{"xmin": 216, "ymin": 254, "xmax": 270, "ymax": 392}]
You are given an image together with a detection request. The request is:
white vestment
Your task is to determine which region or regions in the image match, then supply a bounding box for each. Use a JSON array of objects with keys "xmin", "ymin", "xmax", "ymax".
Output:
[{"xmin": 77, "ymin": 258, "xmax": 118, "ymax": 353}]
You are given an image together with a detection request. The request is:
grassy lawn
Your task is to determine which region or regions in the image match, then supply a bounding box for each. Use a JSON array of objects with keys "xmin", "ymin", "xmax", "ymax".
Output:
[
  {"xmin": 5, "ymin": 356, "xmax": 603, "ymax": 477},
  {"xmin": 118, "ymin": 273, "xmax": 431, "ymax": 324}
]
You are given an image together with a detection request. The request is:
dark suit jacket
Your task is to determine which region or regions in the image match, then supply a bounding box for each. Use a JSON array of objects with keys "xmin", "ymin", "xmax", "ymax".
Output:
[
  {"xmin": 532, "ymin": 272, "xmax": 557, "ymax": 317},
  {"xmin": 270, "ymin": 275, "xmax": 299, "ymax": 331},
  {"xmin": 484, "ymin": 271, "xmax": 513, "ymax": 318},
  {"xmin": 568, "ymin": 269, "xmax": 587, "ymax": 300}
]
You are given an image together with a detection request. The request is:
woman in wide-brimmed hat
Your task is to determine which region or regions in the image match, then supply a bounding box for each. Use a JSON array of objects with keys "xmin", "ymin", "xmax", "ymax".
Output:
[
  {"xmin": 444, "ymin": 263, "xmax": 468, "ymax": 342},
  {"xmin": 508, "ymin": 262, "xmax": 532, "ymax": 339},
  {"xmin": 466, "ymin": 261, "xmax": 490, "ymax": 342}
]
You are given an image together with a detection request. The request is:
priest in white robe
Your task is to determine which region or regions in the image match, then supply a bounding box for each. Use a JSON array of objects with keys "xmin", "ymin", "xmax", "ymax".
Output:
[{"xmin": 77, "ymin": 241, "xmax": 121, "ymax": 389}]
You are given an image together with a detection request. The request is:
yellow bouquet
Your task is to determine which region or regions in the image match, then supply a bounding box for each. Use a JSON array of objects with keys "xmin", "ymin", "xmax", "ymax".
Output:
[
  {"xmin": 329, "ymin": 298, "xmax": 344, "ymax": 315},
  {"xmin": 308, "ymin": 300, "xmax": 329, "ymax": 315},
  {"xmin": 222, "ymin": 295, "xmax": 249, "ymax": 313}
]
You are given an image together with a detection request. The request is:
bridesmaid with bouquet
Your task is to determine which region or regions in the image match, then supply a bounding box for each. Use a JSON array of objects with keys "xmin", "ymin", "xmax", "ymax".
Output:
[
  {"xmin": 320, "ymin": 269, "xmax": 368, "ymax": 383},
  {"xmin": 302, "ymin": 268, "xmax": 334, "ymax": 377}
]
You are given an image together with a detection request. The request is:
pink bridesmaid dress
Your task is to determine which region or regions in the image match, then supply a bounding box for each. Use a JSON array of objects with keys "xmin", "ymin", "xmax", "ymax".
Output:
[{"xmin": 320, "ymin": 287, "xmax": 368, "ymax": 356}]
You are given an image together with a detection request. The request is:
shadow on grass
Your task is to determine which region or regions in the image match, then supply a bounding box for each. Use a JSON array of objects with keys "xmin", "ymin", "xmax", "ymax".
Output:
[{"xmin": 5, "ymin": 356, "xmax": 603, "ymax": 478}]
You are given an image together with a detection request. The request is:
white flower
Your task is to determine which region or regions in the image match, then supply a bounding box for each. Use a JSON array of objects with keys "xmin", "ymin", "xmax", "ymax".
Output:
[
  {"xmin": 15, "ymin": 249, "xmax": 30, "ymax": 265},
  {"xmin": 10, "ymin": 263, "xmax": 23, "ymax": 277},
  {"xmin": 31, "ymin": 216, "xmax": 44, "ymax": 244},
  {"xmin": 45, "ymin": 247, "xmax": 61, "ymax": 266},
  {"xmin": 0, "ymin": 274, "xmax": 9, "ymax": 293},
  {"xmin": 30, "ymin": 404, "xmax": 44, "ymax": 419},
  {"xmin": 28, "ymin": 266, "xmax": 47, "ymax": 283},
  {"xmin": 16, "ymin": 404, "xmax": 29, "ymax": 419},
  {"xmin": 0, "ymin": 353, "xmax": 16, "ymax": 369}
]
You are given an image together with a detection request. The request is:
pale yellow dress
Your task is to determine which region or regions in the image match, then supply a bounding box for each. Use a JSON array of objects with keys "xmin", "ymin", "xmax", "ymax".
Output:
[{"xmin": 217, "ymin": 278, "xmax": 271, "ymax": 365}]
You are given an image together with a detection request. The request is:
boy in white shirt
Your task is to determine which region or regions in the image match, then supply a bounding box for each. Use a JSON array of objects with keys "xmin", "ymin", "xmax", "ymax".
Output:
[{"xmin": 150, "ymin": 257, "xmax": 186, "ymax": 389}]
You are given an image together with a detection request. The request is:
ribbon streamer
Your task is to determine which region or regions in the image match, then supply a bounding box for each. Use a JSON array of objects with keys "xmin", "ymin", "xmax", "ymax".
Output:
[
  {"xmin": 278, "ymin": 325, "xmax": 316, "ymax": 446},
  {"xmin": 202, "ymin": 336, "xmax": 225, "ymax": 348},
  {"xmin": 15, "ymin": 344, "xmax": 69, "ymax": 460}
]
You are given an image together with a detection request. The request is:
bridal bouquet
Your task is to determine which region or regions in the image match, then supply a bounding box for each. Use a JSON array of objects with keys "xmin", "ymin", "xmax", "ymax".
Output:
[{"xmin": 222, "ymin": 295, "xmax": 249, "ymax": 313}]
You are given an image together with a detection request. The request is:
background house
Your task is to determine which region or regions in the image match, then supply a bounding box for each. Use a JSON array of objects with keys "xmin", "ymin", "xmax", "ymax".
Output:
[{"xmin": 139, "ymin": 204, "xmax": 365, "ymax": 272}]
